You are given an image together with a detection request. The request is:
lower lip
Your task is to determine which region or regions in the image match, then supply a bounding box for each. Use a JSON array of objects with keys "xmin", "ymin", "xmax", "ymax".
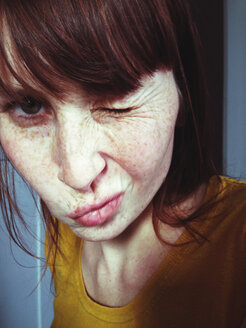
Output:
[{"xmin": 73, "ymin": 195, "xmax": 123, "ymax": 227}]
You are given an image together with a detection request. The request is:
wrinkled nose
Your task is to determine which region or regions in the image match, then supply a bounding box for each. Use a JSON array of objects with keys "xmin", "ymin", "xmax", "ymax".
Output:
[{"xmin": 55, "ymin": 119, "xmax": 106, "ymax": 193}]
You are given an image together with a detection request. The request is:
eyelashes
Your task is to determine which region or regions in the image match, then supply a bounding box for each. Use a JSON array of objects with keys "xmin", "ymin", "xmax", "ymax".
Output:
[{"xmin": 93, "ymin": 106, "xmax": 135, "ymax": 115}]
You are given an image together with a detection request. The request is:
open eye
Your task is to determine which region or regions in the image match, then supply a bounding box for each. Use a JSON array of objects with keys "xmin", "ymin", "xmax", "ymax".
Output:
[
  {"xmin": 18, "ymin": 96, "xmax": 42, "ymax": 115},
  {"xmin": 5, "ymin": 96, "xmax": 43, "ymax": 115},
  {"xmin": 2, "ymin": 95, "xmax": 51, "ymax": 127}
]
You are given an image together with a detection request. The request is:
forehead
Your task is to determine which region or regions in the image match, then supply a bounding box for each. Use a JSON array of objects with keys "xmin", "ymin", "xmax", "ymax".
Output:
[{"xmin": 104, "ymin": 70, "xmax": 174, "ymax": 107}]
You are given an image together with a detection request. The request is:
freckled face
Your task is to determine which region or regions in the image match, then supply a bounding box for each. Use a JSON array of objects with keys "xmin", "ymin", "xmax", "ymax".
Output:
[{"xmin": 0, "ymin": 70, "xmax": 179, "ymax": 241}]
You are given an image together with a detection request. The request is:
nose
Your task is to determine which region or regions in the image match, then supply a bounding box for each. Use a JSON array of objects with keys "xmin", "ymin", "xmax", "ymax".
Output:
[{"xmin": 55, "ymin": 116, "xmax": 106, "ymax": 193}]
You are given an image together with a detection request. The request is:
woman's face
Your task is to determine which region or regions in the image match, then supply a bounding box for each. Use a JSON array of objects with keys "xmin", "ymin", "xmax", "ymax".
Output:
[{"xmin": 0, "ymin": 70, "xmax": 179, "ymax": 241}]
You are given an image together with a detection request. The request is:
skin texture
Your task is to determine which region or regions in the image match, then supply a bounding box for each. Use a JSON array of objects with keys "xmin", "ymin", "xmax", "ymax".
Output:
[
  {"xmin": 0, "ymin": 69, "xmax": 182, "ymax": 306},
  {"xmin": 0, "ymin": 70, "xmax": 179, "ymax": 241}
]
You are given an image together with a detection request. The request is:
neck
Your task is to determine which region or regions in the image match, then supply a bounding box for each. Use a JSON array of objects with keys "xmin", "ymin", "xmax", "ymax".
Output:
[
  {"xmin": 83, "ymin": 203, "xmax": 161, "ymax": 274},
  {"xmin": 82, "ymin": 182, "xmax": 207, "ymax": 278}
]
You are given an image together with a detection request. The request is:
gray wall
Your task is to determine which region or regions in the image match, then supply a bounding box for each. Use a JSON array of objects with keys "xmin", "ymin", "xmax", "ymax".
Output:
[
  {"xmin": 224, "ymin": 0, "xmax": 246, "ymax": 179},
  {"xmin": 0, "ymin": 0, "xmax": 245, "ymax": 327},
  {"xmin": 0, "ymin": 172, "xmax": 53, "ymax": 328}
]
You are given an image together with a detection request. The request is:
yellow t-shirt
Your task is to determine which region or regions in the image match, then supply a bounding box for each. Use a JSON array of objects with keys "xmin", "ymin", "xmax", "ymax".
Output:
[{"xmin": 46, "ymin": 176, "xmax": 246, "ymax": 327}]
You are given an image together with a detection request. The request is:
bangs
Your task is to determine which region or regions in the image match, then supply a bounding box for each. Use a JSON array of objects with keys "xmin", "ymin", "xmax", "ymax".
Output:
[{"xmin": 0, "ymin": 0, "xmax": 177, "ymax": 100}]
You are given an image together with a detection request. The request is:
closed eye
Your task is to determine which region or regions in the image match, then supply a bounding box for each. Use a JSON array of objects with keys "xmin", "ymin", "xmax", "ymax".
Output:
[{"xmin": 96, "ymin": 107, "xmax": 135, "ymax": 114}]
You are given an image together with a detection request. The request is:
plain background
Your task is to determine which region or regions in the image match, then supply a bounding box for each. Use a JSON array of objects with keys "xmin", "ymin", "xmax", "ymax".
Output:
[{"xmin": 0, "ymin": 1, "xmax": 246, "ymax": 327}]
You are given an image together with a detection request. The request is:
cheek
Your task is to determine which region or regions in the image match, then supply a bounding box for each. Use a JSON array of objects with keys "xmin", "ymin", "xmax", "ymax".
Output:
[
  {"xmin": 107, "ymin": 115, "xmax": 176, "ymax": 180},
  {"xmin": 0, "ymin": 126, "xmax": 51, "ymax": 189}
]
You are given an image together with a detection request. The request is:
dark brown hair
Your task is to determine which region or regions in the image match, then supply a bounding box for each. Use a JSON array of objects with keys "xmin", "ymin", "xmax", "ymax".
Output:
[{"xmin": 0, "ymin": 0, "xmax": 217, "ymax": 269}]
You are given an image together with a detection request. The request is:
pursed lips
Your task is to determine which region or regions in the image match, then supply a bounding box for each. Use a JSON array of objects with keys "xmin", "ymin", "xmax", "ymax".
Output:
[{"xmin": 68, "ymin": 192, "xmax": 124, "ymax": 227}]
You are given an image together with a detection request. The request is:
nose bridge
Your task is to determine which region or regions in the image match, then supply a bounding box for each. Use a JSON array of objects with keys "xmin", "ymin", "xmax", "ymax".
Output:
[{"xmin": 55, "ymin": 113, "xmax": 106, "ymax": 191}]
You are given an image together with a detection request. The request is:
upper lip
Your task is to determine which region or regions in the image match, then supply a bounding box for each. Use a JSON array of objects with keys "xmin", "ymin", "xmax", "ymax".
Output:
[{"xmin": 68, "ymin": 192, "xmax": 123, "ymax": 219}]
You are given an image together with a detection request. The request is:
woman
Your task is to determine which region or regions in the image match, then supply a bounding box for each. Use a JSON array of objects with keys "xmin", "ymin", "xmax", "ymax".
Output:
[{"xmin": 0, "ymin": 0, "xmax": 245, "ymax": 327}]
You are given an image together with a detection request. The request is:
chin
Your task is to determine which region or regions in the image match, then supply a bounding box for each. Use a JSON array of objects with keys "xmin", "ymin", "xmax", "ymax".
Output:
[{"xmin": 70, "ymin": 218, "xmax": 133, "ymax": 242}]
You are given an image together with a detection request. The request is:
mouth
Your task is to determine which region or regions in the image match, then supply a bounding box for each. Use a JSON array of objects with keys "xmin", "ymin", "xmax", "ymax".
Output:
[{"xmin": 68, "ymin": 193, "xmax": 123, "ymax": 227}]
